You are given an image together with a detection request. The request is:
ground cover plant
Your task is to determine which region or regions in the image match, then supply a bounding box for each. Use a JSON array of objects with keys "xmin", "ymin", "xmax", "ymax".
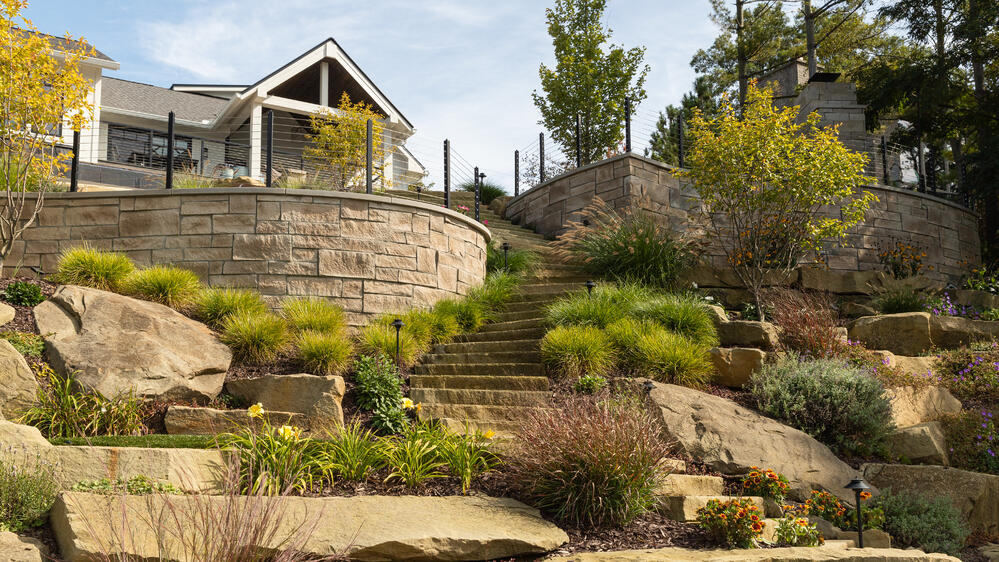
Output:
[
  {"xmin": 941, "ymin": 409, "xmax": 999, "ymax": 474},
  {"xmin": 696, "ymin": 497, "xmax": 764, "ymax": 548},
  {"xmin": 0, "ymin": 451, "xmax": 59, "ymax": 532},
  {"xmin": 933, "ymin": 342, "xmax": 999, "ymax": 404},
  {"xmin": 71, "ymin": 475, "xmax": 182, "ymax": 496},
  {"xmin": 749, "ymin": 358, "xmax": 895, "ymax": 456},
  {"xmin": 873, "ymin": 489, "xmax": 969, "ymax": 556},
  {"xmin": 1, "ymin": 280, "xmax": 43, "ymax": 306}
]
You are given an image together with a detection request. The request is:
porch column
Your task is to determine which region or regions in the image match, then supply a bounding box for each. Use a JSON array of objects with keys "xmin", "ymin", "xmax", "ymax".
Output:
[
  {"xmin": 320, "ymin": 61, "xmax": 330, "ymax": 106},
  {"xmin": 249, "ymin": 103, "xmax": 263, "ymax": 180}
]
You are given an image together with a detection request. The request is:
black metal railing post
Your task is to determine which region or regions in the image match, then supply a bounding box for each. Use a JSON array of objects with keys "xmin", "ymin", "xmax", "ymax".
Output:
[
  {"xmin": 70, "ymin": 130, "xmax": 80, "ymax": 192},
  {"xmin": 265, "ymin": 109, "xmax": 274, "ymax": 187},
  {"xmin": 677, "ymin": 114, "xmax": 685, "ymax": 168},
  {"xmin": 443, "ymin": 139, "xmax": 450, "ymax": 209},
  {"xmin": 365, "ymin": 118, "xmax": 373, "ymax": 194},
  {"xmin": 514, "ymin": 150, "xmax": 520, "ymax": 197},
  {"xmin": 539, "ymin": 133, "xmax": 546, "ymax": 183},
  {"xmin": 625, "ymin": 97, "xmax": 632, "ymax": 153},
  {"xmin": 165, "ymin": 111, "xmax": 175, "ymax": 189},
  {"xmin": 880, "ymin": 136, "xmax": 889, "ymax": 185},
  {"xmin": 575, "ymin": 113, "xmax": 582, "ymax": 167},
  {"xmin": 474, "ymin": 166, "xmax": 481, "ymax": 221}
]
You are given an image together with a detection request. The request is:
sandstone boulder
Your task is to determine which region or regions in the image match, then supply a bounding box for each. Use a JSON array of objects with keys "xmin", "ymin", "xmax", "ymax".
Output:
[
  {"xmin": 546, "ymin": 546, "xmax": 958, "ymax": 561},
  {"xmin": 226, "ymin": 374, "xmax": 346, "ymax": 426},
  {"xmin": 0, "ymin": 339, "xmax": 39, "ymax": 415},
  {"xmin": 893, "ymin": 355, "xmax": 937, "ymax": 378},
  {"xmin": 52, "ymin": 493, "xmax": 568, "ymax": 562},
  {"xmin": 841, "ymin": 300, "xmax": 877, "ymax": 318},
  {"xmin": 213, "ymin": 175, "xmax": 265, "ymax": 187},
  {"xmin": 709, "ymin": 347, "xmax": 767, "ymax": 387},
  {"xmin": 930, "ymin": 315, "xmax": 999, "ymax": 350},
  {"xmin": 887, "ymin": 385, "xmax": 961, "ymax": 429},
  {"xmin": 848, "ymin": 313, "xmax": 933, "ymax": 355},
  {"xmin": 642, "ymin": 380, "xmax": 858, "ymax": 501},
  {"xmin": 35, "ymin": 285, "xmax": 231, "ymax": 401},
  {"xmin": 717, "ymin": 320, "xmax": 780, "ymax": 350},
  {"xmin": 799, "ymin": 268, "xmax": 880, "ymax": 295},
  {"xmin": 0, "ymin": 420, "xmax": 51, "ymax": 448},
  {"xmin": 980, "ymin": 544, "xmax": 999, "ymax": 562},
  {"xmin": 164, "ymin": 405, "xmax": 309, "ymax": 435},
  {"xmin": 863, "ymin": 463, "xmax": 999, "ymax": 535},
  {"xmin": 0, "ymin": 530, "xmax": 46, "ymax": 562},
  {"xmin": 953, "ymin": 289, "xmax": 999, "ymax": 310},
  {"xmin": 0, "ymin": 302, "xmax": 14, "ymax": 326},
  {"xmin": 888, "ymin": 422, "xmax": 948, "ymax": 465}
]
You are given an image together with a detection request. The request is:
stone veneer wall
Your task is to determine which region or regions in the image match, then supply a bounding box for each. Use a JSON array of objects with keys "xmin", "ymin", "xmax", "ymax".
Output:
[
  {"xmin": 9, "ymin": 188, "xmax": 489, "ymax": 325},
  {"xmin": 504, "ymin": 154, "xmax": 980, "ymax": 282}
]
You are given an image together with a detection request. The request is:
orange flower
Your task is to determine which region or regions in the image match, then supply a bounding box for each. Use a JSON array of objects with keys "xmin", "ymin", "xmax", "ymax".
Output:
[{"xmin": 860, "ymin": 491, "xmax": 872, "ymax": 500}]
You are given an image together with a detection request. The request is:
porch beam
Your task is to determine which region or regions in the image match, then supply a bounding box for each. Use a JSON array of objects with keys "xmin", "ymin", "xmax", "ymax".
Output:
[
  {"xmin": 320, "ymin": 61, "xmax": 329, "ymax": 107},
  {"xmin": 249, "ymin": 103, "xmax": 263, "ymax": 180}
]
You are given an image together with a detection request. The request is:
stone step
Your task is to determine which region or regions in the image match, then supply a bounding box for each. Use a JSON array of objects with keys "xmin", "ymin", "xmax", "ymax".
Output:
[
  {"xmin": 410, "ymin": 388, "xmax": 550, "ymax": 407},
  {"xmin": 478, "ymin": 318, "xmax": 543, "ymax": 332},
  {"xmin": 656, "ymin": 474, "xmax": 725, "ymax": 497},
  {"xmin": 458, "ymin": 327, "xmax": 546, "ymax": 342},
  {"xmin": 434, "ymin": 339, "xmax": 540, "ymax": 354},
  {"xmin": 409, "ymin": 374, "xmax": 550, "ymax": 391},
  {"xmin": 502, "ymin": 300, "xmax": 556, "ymax": 314},
  {"xmin": 420, "ymin": 350, "xmax": 542, "ymax": 364},
  {"xmin": 413, "ymin": 363, "xmax": 543, "ymax": 376},
  {"xmin": 661, "ymin": 496, "xmax": 766, "ymax": 523},
  {"xmin": 436, "ymin": 417, "xmax": 525, "ymax": 437},
  {"xmin": 419, "ymin": 403, "xmax": 548, "ymax": 423},
  {"xmin": 521, "ymin": 282, "xmax": 585, "ymax": 296}
]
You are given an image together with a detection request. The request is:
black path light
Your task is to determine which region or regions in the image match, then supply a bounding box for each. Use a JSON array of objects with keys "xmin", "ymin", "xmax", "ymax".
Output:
[
  {"xmin": 391, "ymin": 318, "xmax": 405, "ymax": 364},
  {"xmin": 844, "ymin": 476, "xmax": 871, "ymax": 548},
  {"xmin": 585, "ymin": 280, "xmax": 596, "ymax": 297},
  {"xmin": 501, "ymin": 242, "xmax": 511, "ymax": 271}
]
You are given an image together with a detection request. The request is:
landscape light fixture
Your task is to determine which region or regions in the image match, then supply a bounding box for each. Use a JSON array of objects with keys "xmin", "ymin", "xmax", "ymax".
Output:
[
  {"xmin": 585, "ymin": 280, "xmax": 596, "ymax": 296},
  {"xmin": 844, "ymin": 477, "xmax": 871, "ymax": 548},
  {"xmin": 501, "ymin": 242, "xmax": 511, "ymax": 270},
  {"xmin": 391, "ymin": 318, "xmax": 405, "ymax": 364}
]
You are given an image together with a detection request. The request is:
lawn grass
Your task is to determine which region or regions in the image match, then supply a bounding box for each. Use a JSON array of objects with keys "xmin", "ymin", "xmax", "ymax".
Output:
[{"xmin": 49, "ymin": 434, "xmax": 216, "ymax": 449}]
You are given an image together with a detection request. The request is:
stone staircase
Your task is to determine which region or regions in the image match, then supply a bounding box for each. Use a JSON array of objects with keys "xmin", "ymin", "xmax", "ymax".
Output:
[{"xmin": 386, "ymin": 189, "xmax": 589, "ymax": 435}]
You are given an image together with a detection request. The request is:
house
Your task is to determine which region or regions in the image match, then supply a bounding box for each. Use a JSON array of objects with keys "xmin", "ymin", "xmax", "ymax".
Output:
[{"xmin": 51, "ymin": 35, "xmax": 425, "ymax": 189}]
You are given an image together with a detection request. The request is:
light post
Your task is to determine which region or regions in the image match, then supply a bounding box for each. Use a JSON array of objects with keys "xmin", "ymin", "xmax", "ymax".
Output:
[
  {"xmin": 845, "ymin": 477, "xmax": 871, "ymax": 548},
  {"xmin": 501, "ymin": 242, "xmax": 511, "ymax": 271},
  {"xmin": 585, "ymin": 280, "xmax": 596, "ymax": 297},
  {"xmin": 391, "ymin": 318, "xmax": 404, "ymax": 364}
]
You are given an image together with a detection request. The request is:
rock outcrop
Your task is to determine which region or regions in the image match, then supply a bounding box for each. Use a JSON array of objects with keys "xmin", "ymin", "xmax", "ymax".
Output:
[
  {"xmin": 164, "ymin": 406, "xmax": 308, "ymax": 435},
  {"xmin": 0, "ymin": 340, "xmax": 39, "ymax": 415},
  {"xmin": 226, "ymin": 374, "xmax": 346, "ymax": 427},
  {"xmin": 887, "ymin": 422, "xmax": 949, "ymax": 465},
  {"xmin": 709, "ymin": 347, "xmax": 767, "ymax": 388},
  {"xmin": 887, "ymin": 385, "xmax": 961, "ymax": 429},
  {"xmin": 0, "ymin": 530, "xmax": 46, "ymax": 562},
  {"xmin": 848, "ymin": 312, "xmax": 999, "ymax": 355}
]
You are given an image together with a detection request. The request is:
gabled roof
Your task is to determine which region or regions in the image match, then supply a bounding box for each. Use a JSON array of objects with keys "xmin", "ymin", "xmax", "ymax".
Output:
[
  {"xmin": 21, "ymin": 30, "xmax": 117, "ymax": 67},
  {"xmin": 102, "ymin": 78, "xmax": 229, "ymax": 123}
]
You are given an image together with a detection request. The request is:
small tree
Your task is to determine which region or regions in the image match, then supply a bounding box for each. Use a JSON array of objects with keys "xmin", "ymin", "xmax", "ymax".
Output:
[
  {"xmin": 1, "ymin": 0, "xmax": 93, "ymax": 273},
  {"xmin": 304, "ymin": 92, "xmax": 385, "ymax": 191},
  {"xmin": 682, "ymin": 84, "xmax": 876, "ymax": 321}
]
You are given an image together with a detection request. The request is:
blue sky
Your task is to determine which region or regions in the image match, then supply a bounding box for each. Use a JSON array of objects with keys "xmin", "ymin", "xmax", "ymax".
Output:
[{"xmin": 26, "ymin": 0, "xmax": 718, "ymax": 189}]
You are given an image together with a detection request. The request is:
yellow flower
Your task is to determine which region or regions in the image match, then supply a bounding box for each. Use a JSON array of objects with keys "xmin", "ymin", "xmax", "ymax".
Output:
[
  {"xmin": 247, "ymin": 403, "xmax": 265, "ymax": 419},
  {"xmin": 277, "ymin": 425, "xmax": 301, "ymax": 440},
  {"xmin": 401, "ymin": 398, "xmax": 415, "ymax": 410},
  {"xmin": 415, "ymin": 402, "xmax": 423, "ymax": 413},
  {"xmin": 483, "ymin": 430, "xmax": 495, "ymax": 439}
]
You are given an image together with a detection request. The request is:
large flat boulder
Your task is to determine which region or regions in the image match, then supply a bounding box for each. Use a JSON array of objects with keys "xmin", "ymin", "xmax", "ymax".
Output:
[
  {"xmin": 164, "ymin": 405, "xmax": 308, "ymax": 435},
  {"xmin": 848, "ymin": 312, "xmax": 999, "ymax": 355},
  {"xmin": 226, "ymin": 374, "xmax": 346, "ymax": 426},
  {"xmin": 0, "ymin": 340, "xmax": 39, "ymax": 416},
  {"xmin": 0, "ymin": 530, "xmax": 46, "ymax": 562},
  {"xmin": 547, "ymin": 546, "xmax": 959, "ymax": 561},
  {"xmin": 709, "ymin": 347, "xmax": 767, "ymax": 388},
  {"xmin": 35, "ymin": 285, "xmax": 231, "ymax": 401},
  {"xmin": 863, "ymin": 463, "xmax": 999, "ymax": 535},
  {"xmin": 717, "ymin": 320, "xmax": 780, "ymax": 350},
  {"xmin": 887, "ymin": 421, "xmax": 949, "ymax": 465},
  {"xmin": 51, "ymin": 493, "xmax": 568, "ymax": 561},
  {"xmin": 887, "ymin": 385, "xmax": 961, "ymax": 429},
  {"xmin": 642, "ymin": 381, "xmax": 858, "ymax": 501},
  {"xmin": 0, "ymin": 420, "xmax": 51, "ymax": 448}
]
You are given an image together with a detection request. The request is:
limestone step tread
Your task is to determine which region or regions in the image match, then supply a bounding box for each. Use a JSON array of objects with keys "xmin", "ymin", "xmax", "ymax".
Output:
[
  {"xmin": 414, "ymin": 363, "xmax": 543, "ymax": 376},
  {"xmin": 420, "ymin": 351, "xmax": 542, "ymax": 364},
  {"xmin": 501, "ymin": 300, "xmax": 556, "ymax": 314},
  {"xmin": 419, "ymin": 403, "xmax": 551, "ymax": 423},
  {"xmin": 521, "ymin": 283, "xmax": 587, "ymax": 295},
  {"xmin": 478, "ymin": 318, "xmax": 543, "ymax": 332},
  {"xmin": 436, "ymin": 417, "xmax": 525, "ymax": 437},
  {"xmin": 409, "ymin": 374, "xmax": 550, "ymax": 391},
  {"xmin": 459, "ymin": 327, "xmax": 546, "ymax": 343},
  {"xmin": 661, "ymin": 495, "xmax": 766, "ymax": 523},
  {"xmin": 434, "ymin": 339, "xmax": 540, "ymax": 354},
  {"xmin": 656, "ymin": 474, "xmax": 725, "ymax": 497},
  {"xmin": 409, "ymin": 388, "xmax": 551, "ymax": 407}
]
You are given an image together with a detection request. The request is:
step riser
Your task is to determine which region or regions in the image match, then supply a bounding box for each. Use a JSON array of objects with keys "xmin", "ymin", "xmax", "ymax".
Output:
[
  {"xmin": 434, "ymin": 340, "xmax": 540, "ymax": 354},
  {"xmin": 414, "ymin": 363, "xmax": 543, "ymax": 376},
  {"xmin": 478, "ymin": 318, "xmax": 542, "ymax": 332},
  {"xmin": 420, "ymin": 351, "xmax": 542, "ymax": 364},
  {"xmin": 419, "ymin": 404, "xmax": 544, "ymax": 423},
  {"xmin": 409, "ymin": 375, "xmax": 549, "ymax": 391},
  {"xmin": 410, "ymin": 389, "xmax": 550, "ymax": 407},
  {"xmin": 459, "ymin": 328, "xmax": 545, "ymax": 342}
]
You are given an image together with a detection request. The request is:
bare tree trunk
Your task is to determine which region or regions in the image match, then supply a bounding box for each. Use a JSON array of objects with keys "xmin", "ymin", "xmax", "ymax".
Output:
[
  {"xmin": 737, "ymin": 0, "xmax": 748, "ymax": 111},
  {"xmin": 804, "ymin": 0, "xmax": 817, "ymax": 77}
]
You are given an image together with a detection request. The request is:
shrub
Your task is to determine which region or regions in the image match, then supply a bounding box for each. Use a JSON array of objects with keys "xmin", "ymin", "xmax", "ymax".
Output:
[
  {"xmin": 459, "ymin": 180, "xmax": 506, "ymax": 205},
  {"xmin": 316, "ymin": 420, "xmax": 385, "ymax": 482},
  {"xmin": 632, "ymin": 331, "xmax": 713, "ymax": 387},
  {"xmin": 0, "ymin": 453, "xmax": 59, "ymax": 532},
  {"xmin": 0, "ymin": 331, "xmax": 44, "ymax": 358},
  {"xmin": 353, "ymin": 354, "xmax": 409, "ymax": 434},
  {"xmin": 934, "ymin": 343, "xmax": 999, "ymax": 403},
  {"xmin": 2, "ymin": 280, "xmax": 44, "ymax": 306},
  {"xmin": 574, "ymin": 374, "xmax": 608, "ymax": 394},
  {"xmin": 297, "ymin": 330, "xmax": 353, "ymax": 376},
  {"xmin": 772, "ymin": 515, "xmax": 823, "ymax": 547},
  {"xmin": 749, "ymin": 358, "xmax": 895, "ymax": 456},
  {"xmin": 873, "ymin": 285, "xmax": 929, "ymax": 314},
  {"xmin": 71, "ymin": 475, "xmax": 182, "ymax": 496},
  {"xmin": 433, "ymin": 298, "xmax": 489, "ymax": 333},
  {"xmin": 281, "ymin": 297, "xmax": 346, "ymax": 334},
  {"xmin": 53, "ymin": 246, "xmax": 135, "ymax": 291},
  {"xmin": 486, "ymin": 242, "xmax": 538, "ymax": 275},
  {"xmin": 740, "ymin": 467, "xmax": 790, "ymax": 504},
  {"xmin": 357, "ymin": 324, "xmax": 423, "ymax": 367},
  {"xmin": 874, "ymin": 489, "xmax": 969, "ymax": 555},
  {"xmin": 804, "ymin": 490, "xmax": 884, "ymax": 531},
  {"xmin": 629, "ymin": 293, "xmax": 719, "ymax": 346},
  {"xmin": 123, "ymin": 265, "xmax": 202, "ymax": 309},
  {"xmin": 765, "ymin": 289, "xmax": 844, "ymax": 358},
  {"xmin": 220, "ymin": 311, "xmax": 290, "ymax": 363},
  {"xmin": 541, "ymin": 325, "xmax": 615, "ymax": 379},
  {"xmin": 941, "ymin": 410, "xmax": 999, "ymax": 474},
  {"xmin": 696, "ymin": 498, "xmax": 765, "ymax": 548},
  {"xmin": 20, "ymin": 365, "xmax": 146, "ymax": 438},
  {"xmin": 218, "ymin": 408, "xmax": 314, "ymax": 495},
  {"xmin": 552, "ymin": 198, "xmax": 694, "ymax": 288},
  {"xmin": 195, "ymin": 287, "xmax": 268, "ymax": 330},
  {"xmin": 506, "ymin": 396, "xmax": 673, "ymax": 527}
]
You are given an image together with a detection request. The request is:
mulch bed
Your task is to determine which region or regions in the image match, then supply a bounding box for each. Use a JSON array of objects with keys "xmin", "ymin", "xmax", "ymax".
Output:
[
  {"xmin": 0, "ymin": 276, "xmax": 58, "ymax": 336},
  {"xmin": 551, "ymin": 513, "xmax": 715, "ymax": 555}
]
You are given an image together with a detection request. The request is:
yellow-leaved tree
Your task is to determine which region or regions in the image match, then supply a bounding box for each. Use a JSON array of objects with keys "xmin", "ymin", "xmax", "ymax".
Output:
[
  {"xmin": 1, "ymin": 0, "xmax": 93, "ymax": 274},
  {"xmin": 304, "ymin": 92, "xmax": 386, "ymax": 191},
  {"xmin": 682, "ymin": 83, "xmax": 876, "ymax": 321}
]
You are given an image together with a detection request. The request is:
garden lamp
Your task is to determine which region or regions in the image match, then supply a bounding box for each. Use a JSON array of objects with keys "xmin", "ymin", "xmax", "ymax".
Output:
[
  {"xmin": 391, "ymin": 318, "xmax": 405, "ymax": 364},
  {"xmin": 501, "ymin": 242, "xmax": 511, "ymax": 271},
  {"xmin": 844, "ymin": 476, "xmax": 871, "ymax": 548},
  {"xmin": 585, "ymin": 280, "xmax": 596, "ymax": 297}
]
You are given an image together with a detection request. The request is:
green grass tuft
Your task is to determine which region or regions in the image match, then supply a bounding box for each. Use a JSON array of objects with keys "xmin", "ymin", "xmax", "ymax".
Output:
[
  {"xmin": 629, "ymin": 293, "xmax": 719, "ymax": 346},
  {"xmin": 297, "ymin": 329, "xmax": 354, "ymax": 376},
  {"xmin": 281, "ymin": 297, "xmax": 347, "ymax": 334},
  {"xmin": 357, "ymin": 324, "xmax": 423, "ymax": 367},
  {"xmin": 541, "ymin": 325, "xmax": 616, "ymax": 379},
  {"xmin": 123, "ymin": 265, "xmax": 202, "ymax": 309},
  {"xmin": 53, "ymin": 246, "xmax": 135, "ymax": 291},
  {"xmin": 195, "ymin": 287, "xmax": 268, "ymax": 330},
  {"xmin": 220, "ymin": 311, "xmax": 290, "ymax": 363},
  {"xmin": 632, "ymin": 331, "xmax": 714, "ymax": 387}
]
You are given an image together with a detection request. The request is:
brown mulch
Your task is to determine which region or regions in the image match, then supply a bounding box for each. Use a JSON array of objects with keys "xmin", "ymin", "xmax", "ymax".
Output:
[
  {"xmin": 18, "ymin": 523, "xmax": 62, "ymax": 561},
  {"xmin": 0, "ymin": 276, "xmax": 58, "ymax": 335},
  {"xmin": 550, "ymin": 512, "xmax": 716, "ymax": 555}
]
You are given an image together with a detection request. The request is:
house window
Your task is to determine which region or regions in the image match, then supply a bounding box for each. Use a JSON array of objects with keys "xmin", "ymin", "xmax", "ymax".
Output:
[{"xmin": 105, "ymin": 123, "xmax": 193, "ymax": 170}]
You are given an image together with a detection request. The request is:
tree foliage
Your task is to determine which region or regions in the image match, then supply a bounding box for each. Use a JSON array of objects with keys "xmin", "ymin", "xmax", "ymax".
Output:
[
  {"xmin": 0, "ymin": 0, "xmax": 93, "ymax": 272},
  {"xmin": 532, "ymin": 0, "xmax": 649, "ymax": 165},
  {"xmin": 645, "ymin": 77, "xmax": 722, "ymax": 166},
  {"xmin": 304, "ymin": 92, "xmax": 385, "ymax": 191},
  {"xmin": 682, "ymin": 84, "xmax": 875, "ymax": 320}
]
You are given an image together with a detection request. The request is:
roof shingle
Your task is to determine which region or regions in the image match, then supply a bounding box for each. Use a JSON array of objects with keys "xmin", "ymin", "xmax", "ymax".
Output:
[{"xmin": 101, "ymin": 78, "xmax": 229, "ymax": 123}]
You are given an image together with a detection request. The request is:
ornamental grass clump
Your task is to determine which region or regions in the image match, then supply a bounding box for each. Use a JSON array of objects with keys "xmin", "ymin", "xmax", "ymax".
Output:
[
  {"xmin": 506, "ymin": 395, "xmax": 673, "ymax": 527},
  {"xmin": 545, "ymin": 283, "xmax": 651, "ymax": 328},
  {"xmin": 541, "ymin": 325, "xmax": 615, "ymax": 379},
  {"xmin": 749, "ymin": 358, "xmax": 895, "ymax": 456},
  {"xmin": 765, "ymin": 288, "xmax": 844, "ymax": 358},
  {"xmin": 220, "ymin": 311, "xmax": 290, "ymax": 363},
  {"xmin": 281, "ymin": 297, "xmax": 346, "ymax": 334},
  {"xmin": 459, "ymin": 180, "xmax": 506, "ymax": 205},
  {"xmin": 604, "ymin": 317, "xmax": 662, "ymax": 369},
  {"xmin": 195, "ymin": 287, "xmax": 268, "ymax": 330},
  {"xmin": 433, "ymin": 298, "xmax": 489, "ymax": 333},
  {"xmin": 123, "ymin": 265, "xmax": 202, "ymax": 309},
  {"xmin": 297, "ymin": 330, "xmax": 353, "ymax": 376},
  {"xmin": 629, "ymin": 293, "xmax": 719, "ymax": 346},
  {"xmin": 53, "ymin": 246, "xmax": 135, "ymax": 291},
  {"xmin": 486, "ymin": 241, "xmax": 539, "ymax": 275},
  {"xmin": 357, "ymin": 324, "xmax": 422, "ymax": 368},
  {"xmin": 632, "ymin": 331, "xmax": 713, "ymax": 387}
]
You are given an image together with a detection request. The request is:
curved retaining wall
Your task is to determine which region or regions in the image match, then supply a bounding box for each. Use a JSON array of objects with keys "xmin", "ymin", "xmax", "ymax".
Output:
[
  {"xmin": 504, "ymin": 154, "xmax": 980, "ymax": 282},
  {"xmin": 9, "ymin": 188, "xmax": 490, "ymax": 325}
]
